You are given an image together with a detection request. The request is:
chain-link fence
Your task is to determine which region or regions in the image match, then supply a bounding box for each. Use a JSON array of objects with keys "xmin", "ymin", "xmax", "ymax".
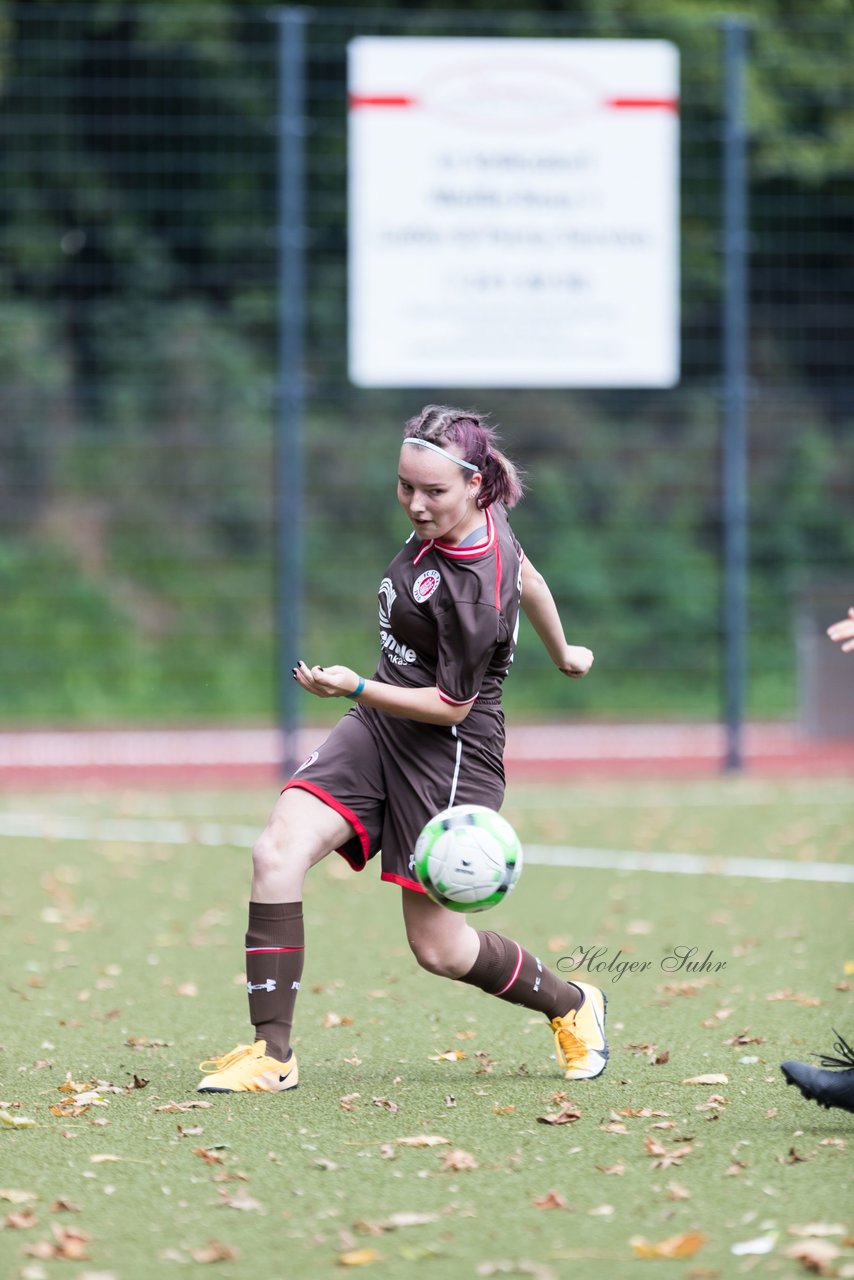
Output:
[{"xmin": 1, "ymin": 3, "xmax": 852, "ymax": 727}]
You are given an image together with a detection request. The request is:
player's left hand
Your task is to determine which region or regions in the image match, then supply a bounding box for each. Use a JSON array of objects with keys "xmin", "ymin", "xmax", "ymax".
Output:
[
  {"xmin": 558, "ymin": 646, "xmax": 594, "ymax": 678},
  {"xmin": 293, "ymin": 660, "xmax": 362, "ymax": 699}
]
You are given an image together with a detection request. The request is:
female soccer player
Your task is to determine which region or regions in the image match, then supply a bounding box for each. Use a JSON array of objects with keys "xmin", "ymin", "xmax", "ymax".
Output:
[{"xmin": 197, "ymin": 406, "xmax": 606, "ymax": 1093}]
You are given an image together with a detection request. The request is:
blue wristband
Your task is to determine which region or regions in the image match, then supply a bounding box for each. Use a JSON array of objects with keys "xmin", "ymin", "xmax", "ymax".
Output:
[{"xmin": 346, "ymin": 676, "xmax": 366, "ymax": 700}]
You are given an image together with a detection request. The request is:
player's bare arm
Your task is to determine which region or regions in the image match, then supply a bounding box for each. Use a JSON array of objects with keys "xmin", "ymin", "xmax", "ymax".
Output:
[
  {"xmin": 827, "ymin": 606, "xmax": 854, "ymax": 652},
  {"xmin": 520, "ymin": 556, "xmax": 593, "ymax": 678},
  {"xmin": 293, "ymin": 659, "xmax": 472, "ymax": 725}
]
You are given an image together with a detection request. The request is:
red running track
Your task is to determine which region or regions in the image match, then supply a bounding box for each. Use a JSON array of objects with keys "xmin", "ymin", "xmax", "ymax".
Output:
[{"xmin": 0, "ymin": 722, "xmax": 853, "ymax": 788}]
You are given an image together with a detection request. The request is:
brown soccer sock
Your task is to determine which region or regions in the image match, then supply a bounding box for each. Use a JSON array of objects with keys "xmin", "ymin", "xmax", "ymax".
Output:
[
  {"xmin": 458, "ymin": 930, "xmax": 582, "ymax": 1020},
  {"xmin": 245, "ymin": 901, "xmax": 304, "ymax": 1062}
]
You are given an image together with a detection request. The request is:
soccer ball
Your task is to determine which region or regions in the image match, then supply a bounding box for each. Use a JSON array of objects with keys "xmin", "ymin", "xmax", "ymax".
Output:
[{"xmin": 414, "ymin": 804, "xmax": 523, "ymax": 913}]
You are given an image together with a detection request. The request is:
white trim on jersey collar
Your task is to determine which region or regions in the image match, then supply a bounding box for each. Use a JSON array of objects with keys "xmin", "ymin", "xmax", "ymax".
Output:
[{"xmin": 402, "ymin": 437, "xmax": 480, "ymax": 472}]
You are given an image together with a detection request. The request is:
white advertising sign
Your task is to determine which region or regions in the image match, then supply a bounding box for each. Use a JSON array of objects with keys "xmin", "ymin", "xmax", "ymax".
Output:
[{"xmin": 348, "ymin": 37, "xmax": 680, "ymax": 388}]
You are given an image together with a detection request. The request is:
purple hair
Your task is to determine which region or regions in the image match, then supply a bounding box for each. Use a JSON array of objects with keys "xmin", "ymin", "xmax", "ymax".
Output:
[{"xmin": 403, "ymin": 405, "xmax": 524, "ymax": 510}]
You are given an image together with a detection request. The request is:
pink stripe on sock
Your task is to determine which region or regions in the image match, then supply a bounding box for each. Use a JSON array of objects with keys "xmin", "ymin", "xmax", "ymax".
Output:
[{"xmin": 494, "ymin": 942, "xmax": 524, "ymax": 996}]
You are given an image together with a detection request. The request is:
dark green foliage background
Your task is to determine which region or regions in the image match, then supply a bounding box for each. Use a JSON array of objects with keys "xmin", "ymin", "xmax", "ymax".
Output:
[{"xmin": 1, "ymin": 1, "xmax": 852, "ymax": 723}]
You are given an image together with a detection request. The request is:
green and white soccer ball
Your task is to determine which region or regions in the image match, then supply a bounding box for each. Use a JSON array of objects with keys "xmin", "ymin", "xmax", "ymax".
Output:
[{"xmin": 414, "ymin": 803, "xmax": 523, "ymax": 913}]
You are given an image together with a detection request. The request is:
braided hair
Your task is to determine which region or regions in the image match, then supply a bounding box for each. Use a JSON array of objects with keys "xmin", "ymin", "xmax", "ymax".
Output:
[{"xmin": 403, "ymin": 405, "xmax": 524, "ymax": 510}]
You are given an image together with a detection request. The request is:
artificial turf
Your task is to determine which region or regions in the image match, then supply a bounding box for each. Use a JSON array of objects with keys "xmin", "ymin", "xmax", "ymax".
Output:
[{"xmin": 1, "ymin": 776, "xmax": 852, "ymax": 1279}]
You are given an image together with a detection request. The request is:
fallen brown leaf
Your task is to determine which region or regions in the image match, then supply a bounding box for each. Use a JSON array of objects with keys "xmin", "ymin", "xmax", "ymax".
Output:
[
  {"xmin": 440, "ymin": 1148, "xmax": 478, "ymax": 1172},
  {"xmin": 682, "ymin": 1073, "xmax": 728, "ymax": 1085},
  {"xmin": 23, "ymin": 1223, "xmax": 93, "ymax": 1261},
  {"xmin": 644, "ymin": 1136, "xmax": 694, "ymax": 1169},
  {"xmin": 781, "ymin": 1147, "xmax": 815, "ymax": 1165},
  {"xmin": 532, "ymin": 1190, "xmax": 573, "ymax": 1209},
  {"xmin": 337, "ymin": 1248, "xmax": 381, "ymax": 1266},
  {"xmin": 597, "ymin": 1162, "xmax": 626, "ymax": 1176},
  {"xmin": 190, "ymin": 1240, "xmax": 238, "ymax": 1264},
  {"xmin": 154, "ymin": 1100, "xmax": 212, "ymax": 1113},
  {"xmin": 56, "ymin": 1079, "xmax": 88, "ymax": 1096},
  {"xmin": 537, "ymin": 1103, "xmax": 582, "ymax": 1126},
  {"xmin": 323, "ymin": 1012, "xmax": 354, "ymax": 1028},
  {"xmin": 4, "ymin": 1208, "xmax": 37, "ymax": 1229},
  {"xmin": 783, "ymin": 1239, "xmax": 841, "ymax": 1274},
  {"xmin": 765, "ymin": 989, "xmax": 822, "ymax": 1007},
  {"xmin": 632, "ymin": 1231, "xmax": 707, "ymax": 1260},
  {"xmin": 619, "ymin": 1107, "xmax": 669, "ymax": 1118},
  {"xmin": 193, "ymin": 1147, "xmax": 226, "ymax": 1165},
  {"xmin": 215, "ymin": 1187, "xmax": 264, "ymax": 1213}
]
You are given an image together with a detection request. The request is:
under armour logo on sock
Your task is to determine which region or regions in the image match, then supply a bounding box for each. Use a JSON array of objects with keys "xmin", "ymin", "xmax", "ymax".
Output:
[{"xmin": 247, "ymin": 979, "xmax": 277, "ymax": 993}]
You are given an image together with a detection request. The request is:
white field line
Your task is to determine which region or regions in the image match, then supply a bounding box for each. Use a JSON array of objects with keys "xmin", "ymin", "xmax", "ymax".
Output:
[
  {"xmin": 0, "ymin": 812, "xmax": 260, "ymax": 850},
  {"xmin": 0, "ymin": 812, "xmax": 852, "ymax": 884},
  {"xmin": 524, "ymin": 844, "xmax": 854, "ymax": 885}
]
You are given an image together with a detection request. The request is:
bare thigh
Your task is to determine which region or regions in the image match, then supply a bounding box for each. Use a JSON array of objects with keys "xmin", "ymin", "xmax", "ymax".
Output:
[
  {"xmin": 251, "ymin": 786, "xmax": 357, "ymax": 902},
  {"xmin": 401, "ymin": 888, "xmax": 481, "ymax": 979}
]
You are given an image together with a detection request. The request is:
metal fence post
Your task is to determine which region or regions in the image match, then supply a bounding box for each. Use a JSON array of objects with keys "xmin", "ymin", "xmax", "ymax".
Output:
[
  {"xmin": 720, "ymin": 18, "xmax": 750, "ymax": 771},
  {"xmin": 277, "ymin": 6, "xmax": 307, "ymax": 776}
]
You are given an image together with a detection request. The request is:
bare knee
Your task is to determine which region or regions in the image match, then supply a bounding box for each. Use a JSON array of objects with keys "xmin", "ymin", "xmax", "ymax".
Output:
[
  {"xmin": 251, "ymin": 826, "xmax": 302, "ymax": 883},
  {"xmin": 408, "ymin": 931, "xmax": 471, "ymax": 980},
  {"xmin": 250, "ymin": 822, "xmax": 316, "ymax": 901}
]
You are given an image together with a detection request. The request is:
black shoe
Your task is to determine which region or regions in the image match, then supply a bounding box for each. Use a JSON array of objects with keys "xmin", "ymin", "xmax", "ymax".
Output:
[{"xmin": 780, "ymin": 1029, "xmax": 854, "ymax": 1114}]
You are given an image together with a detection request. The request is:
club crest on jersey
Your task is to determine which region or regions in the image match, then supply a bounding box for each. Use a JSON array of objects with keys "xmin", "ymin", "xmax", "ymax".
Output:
[{"xmin": 412, "ymin": 569, "xmax": 441, "ymax": 603}]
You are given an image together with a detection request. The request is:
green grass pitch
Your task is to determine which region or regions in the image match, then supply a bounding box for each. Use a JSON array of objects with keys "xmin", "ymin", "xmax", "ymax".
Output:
[{"xmin": 1, "ymin": 776, "xmax": 852, "ymax": 1279}]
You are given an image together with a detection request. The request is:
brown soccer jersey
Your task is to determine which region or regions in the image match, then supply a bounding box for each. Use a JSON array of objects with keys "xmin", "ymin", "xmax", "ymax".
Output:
[{"xmin": 285, "ymin": 504, "xmax": 524, "ymax": 892}]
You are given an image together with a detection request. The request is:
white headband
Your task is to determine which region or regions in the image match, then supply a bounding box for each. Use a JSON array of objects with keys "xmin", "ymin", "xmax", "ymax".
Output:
[{"xmin": 402, "ymin": 437, "xmax": 480, "ymax": 473}]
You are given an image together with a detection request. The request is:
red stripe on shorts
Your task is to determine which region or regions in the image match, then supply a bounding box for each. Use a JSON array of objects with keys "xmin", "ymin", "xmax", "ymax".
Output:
[
  {"xmin": 381, "ymin": 870, "xmax": 426, "ymax": 894},
  {"xmin": 283, "ymin": 779, "xmax": 371, "ymax": 868}
]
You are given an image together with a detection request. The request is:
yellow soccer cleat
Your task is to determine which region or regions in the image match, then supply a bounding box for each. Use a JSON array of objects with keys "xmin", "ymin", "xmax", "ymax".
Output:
[
  {"xmin": 197, "ymin": 1040, "xmax": 299, "ymax": 1093},
  {"xmin": 550, "ymin": 982, "xmax": 608, "ymax": 1081}
]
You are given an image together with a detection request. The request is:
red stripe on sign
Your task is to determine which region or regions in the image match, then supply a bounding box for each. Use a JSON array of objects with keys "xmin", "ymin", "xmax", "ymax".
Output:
[
  {"xmin": 348, "ymin": 94, "xmax": 417, "ymax": 109},
  {"xmin": 606, "ymin": 97, "xmax": 679, "ymax": 112}
]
